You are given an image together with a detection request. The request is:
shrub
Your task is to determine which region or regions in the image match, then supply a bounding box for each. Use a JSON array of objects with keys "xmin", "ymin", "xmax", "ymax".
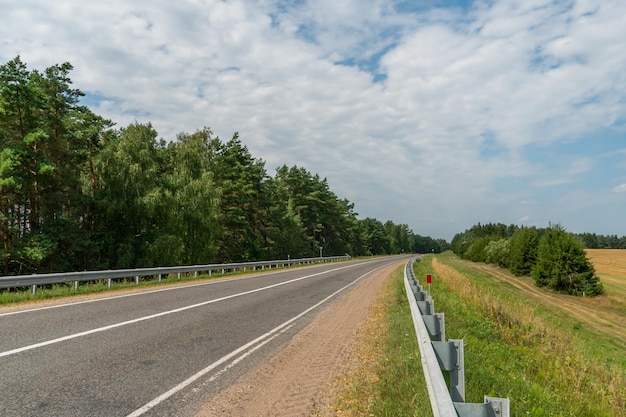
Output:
[
  {"xmin": 485, "ymin": 238, "xmax": 510, "ymax": 268},
  {"xmin": 464, "ymin": 236, "xmax": 495, "ymax": 262}
]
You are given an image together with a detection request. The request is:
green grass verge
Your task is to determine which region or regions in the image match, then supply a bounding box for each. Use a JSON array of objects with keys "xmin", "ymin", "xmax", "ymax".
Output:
[
  {"xmin": 371, "ymin": 267, "xmax": 433, "ymax": 417},
  {"xmin": 331, "ymin": 266, "xmax": 432, "ymax": 417},
  {"xmin": 0, "ymin": 271, "xmax": 242, "ymax": 305},
  {"xmin": 0, "ymin": 260, "xmax": 356, "ymax": 306},
  {"xmin": 0, "ymin": 258, "xmax": 390, "ymax": 307},
  {"xmin": 424, "ymin": 252, "xmax": 625, "ymax": 416}
]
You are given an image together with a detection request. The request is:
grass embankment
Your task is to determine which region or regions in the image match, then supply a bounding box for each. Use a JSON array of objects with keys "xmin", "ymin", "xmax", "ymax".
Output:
[
  {"xmin": 430, "ymin": 251, "xmax": 625, "ymax": 416},
  {"xmin": 333, "ymin": 253, "xmax": 625, "ymax": 416},
  {"xmin": 330, "ymin": 266, "xmax": 433, "ymax": 417}
]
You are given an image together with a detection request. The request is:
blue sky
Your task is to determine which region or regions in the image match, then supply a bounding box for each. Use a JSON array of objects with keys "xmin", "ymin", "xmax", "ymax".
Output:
[{"xmin": 1, "ymin": 0, "xmax": 625, "ymax": 241}]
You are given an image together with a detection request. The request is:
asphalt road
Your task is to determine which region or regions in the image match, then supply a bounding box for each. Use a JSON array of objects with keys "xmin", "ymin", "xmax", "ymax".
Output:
[{"xmin": 0, "ymin": 256, "xmax": 405, "ymax": 417}]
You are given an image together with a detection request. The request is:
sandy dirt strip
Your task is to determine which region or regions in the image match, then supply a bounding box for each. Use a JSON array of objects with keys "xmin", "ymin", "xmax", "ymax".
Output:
[{"xmin": 194, "ymin": 261, "xmax": 402, "ymax": 417}]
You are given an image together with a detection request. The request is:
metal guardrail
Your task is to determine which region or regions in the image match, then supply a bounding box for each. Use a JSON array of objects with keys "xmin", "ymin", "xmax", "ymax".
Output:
[
  {"xmin": 404, "ymin": 258, "xmax": 510, "ymax": 417},
  {"xmin": 0, "ymin": 255, "xmax": 351, "ymax": 294}
]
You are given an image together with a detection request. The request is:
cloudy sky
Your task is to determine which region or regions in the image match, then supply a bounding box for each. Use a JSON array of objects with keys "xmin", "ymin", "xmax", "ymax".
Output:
[{"xmin": 2, "ymin": 0, "xmax": 625, "ymax": 240}]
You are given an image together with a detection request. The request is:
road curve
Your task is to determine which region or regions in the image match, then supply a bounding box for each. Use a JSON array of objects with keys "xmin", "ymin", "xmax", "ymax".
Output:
[{"xmin": 0, "ymin": 256, "xmax": 406, "ymax": 417}]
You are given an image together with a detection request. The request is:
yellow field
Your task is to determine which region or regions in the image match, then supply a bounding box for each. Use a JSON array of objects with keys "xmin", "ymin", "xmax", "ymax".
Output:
[
  {"xmin": 587, "ymin": 249, "xmax": 626, "ymax": 309},
  {"xmin": 587, "ymin": 249, "xmax": 626, "ymax": 276}
]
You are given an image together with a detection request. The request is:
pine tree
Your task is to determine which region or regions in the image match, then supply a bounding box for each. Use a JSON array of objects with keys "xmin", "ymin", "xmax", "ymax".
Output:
[
  {"xmin": 0, "ymin": 57, "xmax": 109, "ymax": 273},
  {"xmin": 508, "ymin": 227, "xmax": 539, "ymax": 276},
  {"xmin": 531, "ymin": 225, "xmax": 603, "ymax": 296}
]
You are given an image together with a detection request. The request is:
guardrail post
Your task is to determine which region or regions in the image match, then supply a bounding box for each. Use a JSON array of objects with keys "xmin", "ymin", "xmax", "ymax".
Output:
[
  {"xmin": 422, "ymin": 313, "xmax": 445, "ymax": 342},
  {"xmin": 135, "ymin": 276, "xmax": 139, "ymax": 285},
  {"xmin": 74, "ymin": 281, "xmax": 78, "ymax": 291},
  {"xmin": 414, "ymin": 288, "xmax": 426, "ymax": 301},
  {"xmin": 417, "ymin": 298, "xmax": 434, "ymax": 315},
  {"xmin": 450, "ymin": 340, "xmax": 465, "ymax": 403},
  {"xmin": 31, "ymin": 284, "xmax": 36, "ymax": 295},
  {"xmin": 432, "ymin": 339, "xmax": 465, "ymax": 402}
]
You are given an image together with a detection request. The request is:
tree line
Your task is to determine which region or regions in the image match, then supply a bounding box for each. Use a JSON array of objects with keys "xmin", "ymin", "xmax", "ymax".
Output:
[
  {"xmin": 576, "ymin": 232, "xmax": 626, "ymax": 249},
  {"xmin": 0, "ymin": 57, "xmax": 447, "ymax": 276},
  {"xmin": 450, "ymin": 222, "xmax": 604, "ymax": 297}
]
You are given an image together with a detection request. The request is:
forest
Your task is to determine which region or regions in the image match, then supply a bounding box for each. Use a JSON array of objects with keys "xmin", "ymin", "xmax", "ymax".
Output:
[{"xmin": 0, "ymin": 57, "xmax": 448, "ymax": 276}]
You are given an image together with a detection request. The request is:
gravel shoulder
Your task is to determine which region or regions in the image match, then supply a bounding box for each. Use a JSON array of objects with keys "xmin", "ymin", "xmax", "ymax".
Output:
[{"xmin": 195, "ymin": 260, "xmax": 403, "ymax": 417}]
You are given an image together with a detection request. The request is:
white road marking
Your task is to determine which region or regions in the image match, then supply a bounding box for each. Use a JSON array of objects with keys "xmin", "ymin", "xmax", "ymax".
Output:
[
  {"xmin": 126, "ymin": 264, "xmax": 386, "ymax": 417},
  {"xmin": 0, "ymin": 268, "xmax": 295, "ymax": 317},
  {"xmin": 0, "ymin": 263, "xmax": 362, "ymax": 358}
]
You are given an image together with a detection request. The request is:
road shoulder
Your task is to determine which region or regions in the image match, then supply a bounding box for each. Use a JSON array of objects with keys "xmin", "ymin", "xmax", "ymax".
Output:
[{"xmin": 195, "ymin": 261, "xmax": 402, "ymax": 417}]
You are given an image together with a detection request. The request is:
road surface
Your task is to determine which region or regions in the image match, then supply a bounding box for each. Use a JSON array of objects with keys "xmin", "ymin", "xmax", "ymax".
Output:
[{"xmin": 0, "ymin": 256, "xmax": 406, "ymax": 417}]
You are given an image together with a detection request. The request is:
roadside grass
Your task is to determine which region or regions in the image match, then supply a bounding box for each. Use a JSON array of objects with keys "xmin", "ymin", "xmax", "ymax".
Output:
[
  {"xmin": 0, "ymin": 258, "xmax": 365, "ymax": 307},
  {"xmin": 331, "ymin": 266, "xmax": 432, "ymax": 417},
  {"xmin": 0, "ymin": 270, "xmax": 249, "ymax": 306},
  {"xmin": 429, "ymin": 252, "xmax": 625, "ymax": 416}
]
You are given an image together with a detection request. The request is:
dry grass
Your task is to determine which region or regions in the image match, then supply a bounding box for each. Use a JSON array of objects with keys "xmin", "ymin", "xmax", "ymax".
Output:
[
  {"xmin": 328, "ymin": 267, "xmax": 431, "ymax": 417},
  {"xmin": 329, "ymin": 274, "xmax": 391, "ymax": 416},
  {"xmin": 445, "ymin": 253, "xmax": 626, "ymax": 344},
  {"xmin": 325, "ymin": 252, "xmax": 626, "ymax": 416},
  {"xmin": 431, "ymin": 258, "xmax": 549, "ymax": 347},
  {"xmin": 588, "ymin": 249, "xmax": 626, "ymax": 278},
  {"xmin": 432, "ymin": 253, "xmax": 626, "ymax": 415},
  {"xmin": 587, "ymin": 249, "xmax": 626, "ymax": 312}
]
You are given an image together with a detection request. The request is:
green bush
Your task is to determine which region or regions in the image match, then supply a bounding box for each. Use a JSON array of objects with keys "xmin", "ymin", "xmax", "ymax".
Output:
[{"xmin": 485, "ymin": 238, "xmax": 511, "ymax": 268}]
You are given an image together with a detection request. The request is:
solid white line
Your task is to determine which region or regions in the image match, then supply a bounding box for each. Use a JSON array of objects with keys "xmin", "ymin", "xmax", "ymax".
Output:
[
  {"xmin": 0, "ymin": 263, "xmax": 362, "ymax": 358},
  {"xmin": 125, "ymin": 263, "xmax": 386, "ymax": 417}
]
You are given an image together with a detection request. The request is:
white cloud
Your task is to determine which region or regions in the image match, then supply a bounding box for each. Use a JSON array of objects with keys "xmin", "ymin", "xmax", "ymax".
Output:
[
  {"xmin": 613, "ymin": 184, "xmax": 626, "ymax": 193},
  {"xmin": 2, "ymin": 0, "xmax": 626, "ymax": 240}
]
